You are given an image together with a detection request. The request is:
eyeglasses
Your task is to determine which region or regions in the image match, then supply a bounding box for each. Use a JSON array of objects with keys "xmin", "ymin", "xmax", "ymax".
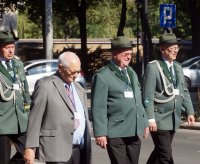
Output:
[
  {"xmin": 62, "ymin": 65, "xmax": 81, "ymax": 75},
  {"xmin": 167, "ymin": 46, "xmax": 180, "ymax": 51},
  {"xmin": 120, "ymin": 52, "xmax": 133, "ymax": 57}
]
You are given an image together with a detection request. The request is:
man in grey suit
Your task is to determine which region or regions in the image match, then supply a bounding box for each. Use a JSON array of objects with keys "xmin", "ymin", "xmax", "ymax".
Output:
[
  {"xmin": 23, "ymin": 51, "xmax": 91, "ymax": 164},
  {"xmin": 142, "ymin": 31, "xmax": 195, "ymax": 164},
  {"xmin": 91, "ymin": 36, "xmax": 149, "ymax": 164}
]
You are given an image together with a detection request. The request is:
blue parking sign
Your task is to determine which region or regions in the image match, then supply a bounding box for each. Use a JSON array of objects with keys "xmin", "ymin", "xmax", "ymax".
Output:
[{"xmin": 160, "ymin": 4, "xmax": 176, "ymax": 28}]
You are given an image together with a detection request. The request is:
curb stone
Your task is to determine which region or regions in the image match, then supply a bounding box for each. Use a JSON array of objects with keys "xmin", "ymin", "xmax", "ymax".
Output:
[{"xmin": 180, "ymin": 122, "xmax": 200, "ymax": 130}]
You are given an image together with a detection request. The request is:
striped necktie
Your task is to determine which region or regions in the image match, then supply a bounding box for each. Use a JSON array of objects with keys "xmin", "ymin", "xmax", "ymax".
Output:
[
  {"xmin": 169, "ymin": 66, "xmax": 176, "ymax": 88},
  {"xmin": 121, "ymin": 69, "xmax": 129, "ymax": 85},
  {"xmin": 6, "ymin": 61, "xmax": 14, "ymax": 77},
  {"xmin": 66, "ymin": 84, "xmax": 75, "ymax": 108},
  {"xmin": 66, "ymin": 84, "xmax": 80, "ymax": 129}
]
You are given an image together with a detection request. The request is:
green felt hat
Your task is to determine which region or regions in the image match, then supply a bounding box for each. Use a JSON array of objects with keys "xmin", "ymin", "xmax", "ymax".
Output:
[
  {"xmin": 111, "ymin": 36, "xmax": 132, "ymax": 51},
  {"xmin": 159, "ymin": 32, "xmax": 178, "ymax": 45}
]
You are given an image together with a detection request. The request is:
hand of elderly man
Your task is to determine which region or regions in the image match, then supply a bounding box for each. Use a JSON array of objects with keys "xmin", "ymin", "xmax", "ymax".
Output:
[{"xmin": 24, "ymin": 148, "xmax": 35, "ymax": 164}]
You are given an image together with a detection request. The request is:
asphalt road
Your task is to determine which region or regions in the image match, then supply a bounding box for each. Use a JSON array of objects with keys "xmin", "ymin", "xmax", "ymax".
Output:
[
  {"xmin": 91, "ymin": 129, "xmax": 200, "ymax": 164},
  {"xmin": 11, "ymin": 129, "xmax": 200, "ymax": 164}
]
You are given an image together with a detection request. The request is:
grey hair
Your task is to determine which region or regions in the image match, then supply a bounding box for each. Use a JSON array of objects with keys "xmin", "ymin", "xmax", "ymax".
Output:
[{"xmin": 58, "ymin": 51, "xmax": 79, "ymax": 67}]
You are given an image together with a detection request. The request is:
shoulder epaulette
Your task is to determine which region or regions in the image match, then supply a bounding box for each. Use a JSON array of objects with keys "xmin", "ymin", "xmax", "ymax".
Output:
[
  {"xmin": 174, "ymin": 61, "xmax": 181, "ymax": 65},
  {"xmin": 96, "ymin": 66, "xmax": 105, "ymax": 73},
  {"xmin": 149, "ymin": 60, "xmax": 157, "ymax": 64},
  {"xmin": 13, "ymin": 55, "xmax": 20, "ymax": 60}
]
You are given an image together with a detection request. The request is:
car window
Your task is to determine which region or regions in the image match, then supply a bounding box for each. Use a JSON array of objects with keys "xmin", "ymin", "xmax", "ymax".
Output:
[
  {"xmin": 23, "ymin": 61, "xmax": 32, "ymax": 67},
  {"xmin": 26, "ymin": 63, "xmax": 47, "ymax": 75},
  {"xmin": 182, "ymin": 57, "xmax": 200, "ymax": 67},
  {"xmin": 190, "ymin": 61, "xmax": 200, "ymax": 69},
  {"xmin": 50, "ymin": 61, "xmax": 58, "ymax": 72}
]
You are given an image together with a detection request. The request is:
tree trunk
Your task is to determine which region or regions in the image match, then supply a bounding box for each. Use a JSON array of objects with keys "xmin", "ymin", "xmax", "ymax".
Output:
[
  {"xmin": 76, "ymin": 0, "xmax": 88, "ymax": 79},
  {"xmin": 117, "ymin": 0, "xmax": 127, "ymax": 36},
  {"xmin": 189, "ymin": 0, "xmax": 200, "ymax": 57},
  {"xmin": 42, "ymin": 0, "xmax": 46, "ymax": 59}
]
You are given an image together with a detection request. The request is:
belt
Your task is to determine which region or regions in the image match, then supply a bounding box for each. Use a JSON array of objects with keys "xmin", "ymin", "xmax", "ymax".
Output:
[
  {"xmin": 73, "ymin": 144, "xmax": 83, "ymax": 149},
  {"xmin": 154, "ymin": 108, "xmax": 176, "ymax": 113}
]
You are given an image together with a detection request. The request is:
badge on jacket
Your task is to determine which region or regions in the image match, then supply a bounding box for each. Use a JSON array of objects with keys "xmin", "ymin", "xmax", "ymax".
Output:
[{"xmin": 124, "ymin": 91, "xmax": 134, "ymax": 98}]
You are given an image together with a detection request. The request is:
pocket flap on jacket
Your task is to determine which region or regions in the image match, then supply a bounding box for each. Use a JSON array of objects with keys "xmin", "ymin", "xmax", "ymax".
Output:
[
  {"xmin": 108, "ymin": 115, "xmax": 125, "ymax": 122},
  {"xmin": 40, "ymin": 130, "xmax": 56, "ymax": 136}
]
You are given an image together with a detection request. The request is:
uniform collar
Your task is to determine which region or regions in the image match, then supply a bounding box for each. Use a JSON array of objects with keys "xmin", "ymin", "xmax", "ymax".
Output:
[
  {"xmin": 162, "ymin": 57, "xmax": 174, "ymax": 69},
  {"xmin": 111, "ymin": 60, "xmax": 127, "ymax": 71}
]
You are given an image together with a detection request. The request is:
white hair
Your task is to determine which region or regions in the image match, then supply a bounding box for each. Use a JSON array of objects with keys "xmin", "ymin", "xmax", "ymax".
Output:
[{"xmin": 58, "ymin": 51, "xmax": 80, "ymax": 67}]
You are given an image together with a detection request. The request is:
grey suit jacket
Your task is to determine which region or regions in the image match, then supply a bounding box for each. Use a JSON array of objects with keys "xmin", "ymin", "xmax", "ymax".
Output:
[{"xmin": 25, "ymin": 73, "xmax": 91, "ymax": 163}]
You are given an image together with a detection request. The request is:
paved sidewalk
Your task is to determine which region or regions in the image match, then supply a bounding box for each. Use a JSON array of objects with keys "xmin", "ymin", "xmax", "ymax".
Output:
[{"xmin": 180, "ymin": 121, "xmax": 200, "ymax": 130}]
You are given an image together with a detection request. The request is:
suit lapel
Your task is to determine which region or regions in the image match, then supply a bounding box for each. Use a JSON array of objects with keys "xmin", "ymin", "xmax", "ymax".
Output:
[
  {"xmin": 107, "ymin": 62, "xmax": 122, "ymax": 80},
  {"xmin": 73, "ymin": 82, "xmax": 91, "ymax": 127},
  {"xmin": 173, "ymin": 63, "xmax": 180, "ymax": 86},
  {"xmin": 52, "ymin": 74, "xmax": 75, "ymax": 114},
  {"xmin": 108, "ymin": 62, "xmax": 134, "ymax": 90},
  {"xmin": 73, "ymin": 82, "xmax": 88, "ymax": 116},
  {"xmin": 0, "ymin": 61, "xmax": 13, "ymax": 81},
  {"xmin": 127, "ymin": 67, "xmax": 135, "ymax": 92},
  {"xmin": 12, "ymin": 59, "xmax": 18, "ymax": 77},
  {"xmin": 74, "ymin": 83, "xmax": 85, "ymax": 106},
  {"xmin": 159, "ymin": 60, "xmax": 172, "ymax": 83}
]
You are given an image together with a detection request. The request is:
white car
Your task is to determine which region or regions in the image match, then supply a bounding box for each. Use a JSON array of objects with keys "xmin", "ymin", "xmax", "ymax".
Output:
[
  {"xmin": 181, "ymin": 56, "xmax": 200, "ymax": 90},
  {"xmin": 24, "ymin": 59, "xmax": 86, "ymax": 94}
]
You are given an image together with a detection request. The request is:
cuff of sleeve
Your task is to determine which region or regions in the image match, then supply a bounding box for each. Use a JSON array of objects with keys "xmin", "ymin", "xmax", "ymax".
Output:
[{"xmin": 148, "ymin": 119, "xmax": 155, "ymax": 123}]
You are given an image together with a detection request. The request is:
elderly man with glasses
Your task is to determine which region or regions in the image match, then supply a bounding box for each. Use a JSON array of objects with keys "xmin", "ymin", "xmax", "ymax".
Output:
[
  {"xmin": 24, "ymin": 51, "xmax": 91, "ymax": 164},
  {"xmin": 92, "ymin": 36, "xmax": 149, "ymax": 164},
  {"xmin": 142, "ymin": 31, "xmax": 195, "ymax": 164}
]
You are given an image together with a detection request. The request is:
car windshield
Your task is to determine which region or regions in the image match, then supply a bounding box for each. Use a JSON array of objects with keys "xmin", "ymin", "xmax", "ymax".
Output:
[
  {"xmin": 182, "ymin": 57, "xmax": 200, "ymax": 67},
  {"xmin": 23, "ymin": 61, "xmax": 33, "ymax": 67}
]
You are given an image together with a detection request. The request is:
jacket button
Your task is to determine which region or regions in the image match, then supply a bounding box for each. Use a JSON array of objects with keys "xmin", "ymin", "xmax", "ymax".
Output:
[
  {"xmin": 71, "ymin": 132, "xmax": 73, "ymax": 135},
  {"xmin": 71, "ymin": 117, "xmax": 74, "ymax": 120}
]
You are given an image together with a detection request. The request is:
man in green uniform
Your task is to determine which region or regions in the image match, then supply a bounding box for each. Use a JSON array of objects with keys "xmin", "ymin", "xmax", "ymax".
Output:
[
  {"xmin": 142, "ymin": 31, "xmax": 195, "ymax": 164},
  {"xmin": 0, "ymin": 31, "xmax": 31, "ymax": 164},
  {"xmin": 92, "ymin": 36, "xmax": 149, "ymax": 164}
]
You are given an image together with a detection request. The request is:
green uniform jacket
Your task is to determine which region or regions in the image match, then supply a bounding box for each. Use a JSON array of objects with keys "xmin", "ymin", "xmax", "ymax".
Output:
[
  {"xmin": 91, "ymin": 62, "xmax": 148, "ymax": 138},
  {"xmin": 142, "ymin": 60, "xmax": 194, "ymax": 131},
  {"xmin": 0, "ymin": 58, "xmax": 31, "ymax": 134}
]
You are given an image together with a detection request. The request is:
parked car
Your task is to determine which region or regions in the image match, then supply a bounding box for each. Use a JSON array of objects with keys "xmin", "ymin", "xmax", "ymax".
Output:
[
  {"xmin": 181, "ymin": 56, "xmax": 200, "ymax": 90},
  {"xmin": 23, "ymin": 59, "xmax": 86, "ymax": 94}
]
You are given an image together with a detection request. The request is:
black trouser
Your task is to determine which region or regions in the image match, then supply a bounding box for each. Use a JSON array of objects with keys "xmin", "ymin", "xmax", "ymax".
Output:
[
  {"xmin": 107, "ymin": 136, "xmax": 141, "ymax": 164},
  {"xmin": 46, "ymin": 147, "xmax": 81, "ymax": 164},
  {"xmin": 0, "ymin": 133, "xmax": 26, "ymax": 164},
  {"xmin": 147, "ymin": 129, "xmax": 175, "ymax": 164}
]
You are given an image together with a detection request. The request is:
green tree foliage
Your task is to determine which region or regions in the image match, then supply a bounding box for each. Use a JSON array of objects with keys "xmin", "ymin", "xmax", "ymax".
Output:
[
  {"xmin": 2, "ymin": 0, "xmax": 195, "ymax": 40},
  {"xmin": 18, "ymin": 11, "xmax": 42, "ymax": 38},
  {"xmin": 87, "ymin": 0, "xmax": 136, "ymax": 38},
  {"xmin": 4, "ymin": 0, "xmax": 200, "ymax": 58}
]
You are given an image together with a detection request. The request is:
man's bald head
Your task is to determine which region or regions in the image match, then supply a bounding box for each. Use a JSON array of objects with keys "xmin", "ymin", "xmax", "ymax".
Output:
[
  {"xmin": 58, "ymin": 51, "xmax": 80, "ymax": 68},
  {"xmin": 58, "ymin": 51, "xmax": 81, "ymax": 83}
]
